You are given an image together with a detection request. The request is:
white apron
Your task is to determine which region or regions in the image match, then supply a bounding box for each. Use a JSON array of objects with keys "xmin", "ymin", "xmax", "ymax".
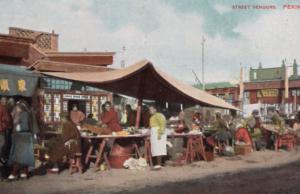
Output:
[{"xmin": 150, "ymin": 127, "xmax": 167, "ymax": 157}]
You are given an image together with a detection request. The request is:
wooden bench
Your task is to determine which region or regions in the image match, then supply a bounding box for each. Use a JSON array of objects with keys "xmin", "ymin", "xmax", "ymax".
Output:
[{"xmin": 275, "ymin": 134, "xmax": 296, "ymax": 151}]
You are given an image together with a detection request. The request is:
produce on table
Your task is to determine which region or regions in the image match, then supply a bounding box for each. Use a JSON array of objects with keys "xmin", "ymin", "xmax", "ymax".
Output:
[{"xmin": 82, "ymin": 123, "xmax": 112, "ymax": 135}]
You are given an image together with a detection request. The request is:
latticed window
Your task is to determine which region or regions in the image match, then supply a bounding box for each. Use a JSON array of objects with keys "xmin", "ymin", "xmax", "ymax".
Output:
[{"xmin": 40, "ymin": 77, "xmax": 103, "ymax": 91}]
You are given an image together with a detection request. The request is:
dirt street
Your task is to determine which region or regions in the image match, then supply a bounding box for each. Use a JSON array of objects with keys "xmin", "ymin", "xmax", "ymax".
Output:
[{"xmin": 1, "ymin": 148, "xmax": 300, "ymax": 194}]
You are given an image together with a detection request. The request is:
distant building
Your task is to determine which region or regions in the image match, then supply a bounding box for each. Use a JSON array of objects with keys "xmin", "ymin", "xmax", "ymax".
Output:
[
  {"xmin": 194, "ymin": 82, "xmax": 240, "ymax": 107},
  {"xmin": 197, "ymin": 60, "xmax": 300, "ymax": 116},
  {"xmin": 245, "ymin": 60, "xmax": 300, "ymax": 115}
]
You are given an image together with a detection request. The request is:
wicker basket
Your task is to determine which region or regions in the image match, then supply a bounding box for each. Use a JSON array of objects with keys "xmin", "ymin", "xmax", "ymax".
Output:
[{"xmin": 234, "ymin": 144, "xmax": 252, "ymax": 155}]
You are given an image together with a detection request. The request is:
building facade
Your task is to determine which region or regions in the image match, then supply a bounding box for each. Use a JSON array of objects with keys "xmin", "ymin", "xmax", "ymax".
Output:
[
  {"xmin": 0, "ymin": 27, "xmax": 115, "ymax": 125},
  {"xmin": 244, "ymin": 60, "xmax": 300, "ymax": 116},
  {"xmin": 202, "ymin": 60, "xmax": 300, "ymax": 116},
  {"xmin": 197, "ymin": 82, "xmax": 240, "ymax": 107}
]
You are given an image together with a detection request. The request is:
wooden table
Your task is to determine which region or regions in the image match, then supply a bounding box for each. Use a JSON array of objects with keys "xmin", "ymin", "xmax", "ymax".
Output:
[
  {"xmin": 82, "ymin": 134, "xmax": 147, "ymax": 170},
  {"xmin": 262, "ymin": 124, "xmax": 296, "ymax": 151}
]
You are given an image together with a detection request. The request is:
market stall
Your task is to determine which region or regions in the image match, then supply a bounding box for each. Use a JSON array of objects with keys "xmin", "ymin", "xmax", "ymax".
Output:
[
  {"xmin": 43, "ymin": 59, "xmax": 238, "ymax": 126},
  {"xmin": 42, "ymin": 59, "xmax": 239, "ymax": 169},
  {"xmin": 263, "ymin": 124, "xmax": 297, "ymax": 151}
]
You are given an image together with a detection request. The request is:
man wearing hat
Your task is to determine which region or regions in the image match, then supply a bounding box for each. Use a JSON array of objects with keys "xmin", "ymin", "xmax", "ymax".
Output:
[{"xmin": 246, "ymin": 110, "xmax": 265, "ymax": 151}]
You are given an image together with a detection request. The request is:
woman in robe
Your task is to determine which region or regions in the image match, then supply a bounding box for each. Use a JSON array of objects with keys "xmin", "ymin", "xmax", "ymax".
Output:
[{"xmin": 8, "ymin": 101, "xmax": 34, "ymax": 180}]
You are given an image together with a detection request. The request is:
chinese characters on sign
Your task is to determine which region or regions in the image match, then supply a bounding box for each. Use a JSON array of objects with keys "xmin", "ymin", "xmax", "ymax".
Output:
[
  {"xmin": 17, "ymin": 79, "xmax": 27, "ymax": 92},
  {"xmin": 0, "ymin": 79, "xmax": 10, "ymax": 92},
  {"xmin": 257, "ymin": 89, "xmax": 279, "ymax": 98},
  {"xmin": 0, "ymin": 79, "xmax": 27, "ymax": 93}
]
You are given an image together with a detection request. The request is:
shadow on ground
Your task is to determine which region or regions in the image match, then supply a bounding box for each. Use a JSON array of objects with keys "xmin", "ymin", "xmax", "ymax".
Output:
[{"xmin": 109, "ymin": 160, "xmax": 300, "ymax": 194}]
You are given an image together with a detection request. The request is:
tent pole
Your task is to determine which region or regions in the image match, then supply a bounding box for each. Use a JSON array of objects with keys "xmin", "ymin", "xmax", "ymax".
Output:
[{"xmin": 135, "ymin": 98, "xmax": 142, "ymax": 128}]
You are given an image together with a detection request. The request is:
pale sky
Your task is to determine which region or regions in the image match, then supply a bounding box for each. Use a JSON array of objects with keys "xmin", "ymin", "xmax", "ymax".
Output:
[{"xmin": 0, "ymin": 0, "xmax": 299, "ymax": 84}]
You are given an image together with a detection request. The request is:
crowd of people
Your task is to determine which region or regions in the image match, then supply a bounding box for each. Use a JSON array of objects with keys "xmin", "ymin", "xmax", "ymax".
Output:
[
  {"xmin": 0, "ymin": 97, "xmax": 36, "ymax": 180},
  {"xmin": 1, "ymin": 95, "xmax": 300, "ymax": 180}
]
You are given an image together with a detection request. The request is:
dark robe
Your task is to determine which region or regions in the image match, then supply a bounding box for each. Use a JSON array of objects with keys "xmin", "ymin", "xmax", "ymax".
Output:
[
  {"xmin": 0, "ymin": 105, "xmax": 12, "ymax": 133},
  {"xmin": 101, "ymin": 109, "xmax": 122, "ymax": 132},
  {"xmin": 8, "ymin": 111, "xmax": 34, "ymax": 167},
  {"xmin": 48, "ymin": 121, "xmax": 81, "ymax": 163},
  {"xmin": 126, "ymin": 110, "xmax": 136, "ymax": 127},
  {"xmin": 140, "ymin": 111, "xmax": 151, "ymax": 128}
]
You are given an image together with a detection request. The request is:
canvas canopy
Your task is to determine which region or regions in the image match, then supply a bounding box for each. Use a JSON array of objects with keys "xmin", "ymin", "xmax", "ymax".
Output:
[
  {"xmin": 0, "ymin": 63, "xmax": 40, "ymax": 97},
  {"xmin": 43, "ymin": 59, "xmax": 239, "ymax": 111}
]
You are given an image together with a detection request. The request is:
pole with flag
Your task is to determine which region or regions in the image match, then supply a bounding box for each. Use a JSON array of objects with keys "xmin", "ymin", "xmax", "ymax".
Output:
[{"xmin": 201, "ymin": 36, "xmax": 206, "ymax": 90}]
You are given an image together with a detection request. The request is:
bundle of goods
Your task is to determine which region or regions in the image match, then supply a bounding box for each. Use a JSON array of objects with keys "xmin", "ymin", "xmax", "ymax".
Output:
[
  {"xmin": 123, "ymin": 157, "xmax": 148, "ymax": 170},
  {"xmin": 82, "ymin": 123, "xmax": 112, "ymax": 135}
]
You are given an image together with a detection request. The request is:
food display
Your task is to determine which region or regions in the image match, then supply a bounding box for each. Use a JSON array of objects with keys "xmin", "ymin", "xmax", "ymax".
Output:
[
  {"xmin": 115, "ymin": 131, "xmax": 130, "ymax": 136},
  {"xmin": 125, "ymin": 127, "xmax": 139, "ymax": 134},
  {"xmin": 82, "ymin": 123, "xmax": 112, "ymax": 135}
]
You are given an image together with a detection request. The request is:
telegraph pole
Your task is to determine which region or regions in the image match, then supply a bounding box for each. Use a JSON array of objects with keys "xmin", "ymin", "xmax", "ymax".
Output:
[
  {"xmin": 121, "ymin": 45, "xmax": 126, "ymax": 68},
  {"xmin": 201, "ymin": 36, "xmax": 206, "ymax": 90}
]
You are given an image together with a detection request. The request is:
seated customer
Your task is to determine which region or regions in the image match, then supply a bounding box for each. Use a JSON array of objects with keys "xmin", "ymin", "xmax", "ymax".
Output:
[
  {"xmin": 101, "ymin": 101, "xmax": 122, "ymax": 132},
  {"xmin": 85, "ymin": 113, "xmax": 98, "ymax": 125},
  {"xmin": 48, "ymin": 113, "xmax": 81, "ymax": 172},
  {"xmin": 70, "ymin": 105, "xmax": 85, "ymax": 126}
]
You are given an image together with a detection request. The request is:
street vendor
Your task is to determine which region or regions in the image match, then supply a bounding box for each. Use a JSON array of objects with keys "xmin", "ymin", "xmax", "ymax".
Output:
[
  {"xmin": 183, "ymin": 105, "xmax": 203, "ymax": 131},
  {"xmin": 271, "ymin": 110, "xmax": 286, "ymax": 133},
  {"xmin": 140, "ymin": 105, "xmax": 150, "ymax": 128},
  {"xmin": 245, "ymin": 110, "xmax": 265, "ymax": 151},
  {"xmin": 175, "ymin": 111, "xmax": 187, "ymax": 133},
  {"xmin": 212, "ymin": 112, "xmax": 231, "ymax": 142},
  {"xmin": 149, "ymin": 105, "xmax": 166, "ymax": 170},
  {"xmin": 125, "ymin": 104, "xmax": 136, "ymax": 127},
  {"xmin": 48, "ymin": 113, "xmax": 81, "ymax": 173},
  {"xmin": 292, "ymin": 111, "xmax": 300, "ymax": 136},
  {"xmin": 70, "ymin": 105, "xmax": 85, "ymax": 126},
  {"xmin": 101, "ymin": 101, "xmax": 122, "ymax": 132}
]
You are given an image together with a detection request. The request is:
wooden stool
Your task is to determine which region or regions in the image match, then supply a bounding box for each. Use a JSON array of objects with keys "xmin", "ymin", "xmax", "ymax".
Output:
[
  {"xmin": 85, "ymin": 140, "xmax": 111, "ymax": 170},
  {"xmin": 193, "ymin": 136, "xmax": 207, "ymax": 161},
  {"xmin": 69, "ymin": 153, "xmax": 83, "ymax": 174}
]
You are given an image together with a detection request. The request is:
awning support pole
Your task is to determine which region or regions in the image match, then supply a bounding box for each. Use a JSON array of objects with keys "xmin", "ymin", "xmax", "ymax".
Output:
[{"xmin": 135, "ymin": 98, "xmax": 142, "ymax": 129}]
